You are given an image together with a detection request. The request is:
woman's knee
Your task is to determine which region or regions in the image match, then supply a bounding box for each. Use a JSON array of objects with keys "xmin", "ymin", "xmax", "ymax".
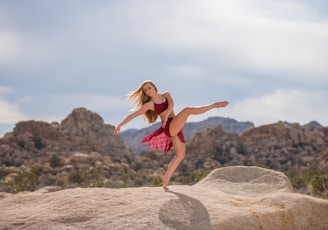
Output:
[
  {"xmin": 181, "ymin": 107, "xmax": 192, "ymax": 114},
  {"xmin": 176, "ymin": 148, "xmax": 186, "ymax": 159}
]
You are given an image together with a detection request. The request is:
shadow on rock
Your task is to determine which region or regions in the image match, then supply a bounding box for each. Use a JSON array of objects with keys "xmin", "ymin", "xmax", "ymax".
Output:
[{"xmin": 159, "ymin": 190, "xmax": 213, "ymax": 230}]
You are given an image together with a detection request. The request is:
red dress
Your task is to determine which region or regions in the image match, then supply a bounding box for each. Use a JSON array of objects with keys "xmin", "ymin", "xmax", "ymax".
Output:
[{"xmin": 141, "ymin": 99, "xmax": 184, "ymax": 152}]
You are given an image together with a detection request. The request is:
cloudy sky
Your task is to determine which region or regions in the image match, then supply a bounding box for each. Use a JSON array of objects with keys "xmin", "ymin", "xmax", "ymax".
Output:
[{"xmin": 1, "ymin": 0, "xmax": 327, "ymax": 136}]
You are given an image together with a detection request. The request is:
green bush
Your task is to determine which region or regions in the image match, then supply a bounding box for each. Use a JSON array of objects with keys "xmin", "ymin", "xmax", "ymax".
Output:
[
  {"xmin": 45, "ymin": 177, "xmax": 67, "ymax": 189},
  {"xmin": 49, "ymin": 155, "xmax": 63, "ymax": 168},
  {"xmin": 4, "ymin": 170, "xmax": 37, "ymax": 193},
  {"xmin": 140, "ymin": 151, "xmax": 158, "ymax": 160},
  {"xmin": 31, "ymin": 166, "xmax": 43, "ymax": 176},
  {"xmin": 236, "ymin": 140, "xmax": 249, "ymax": 156},
  {"xmin": 310, "ymin": 174, "xmax": 328, "ymax": 199},
  {"xmin": 132, "ymin": 162, "xmax": 143, "ymax": 172},
  {"xmin": 33, "ymin": 136, "xmax": 45, "ymax": 149},
  {"xmin": 69, "ymin": 171, "xmax": 81, "ymax": 185},
  {"xmin": 120, "ymin": 173, "xmax": 130, "ymax": 183},
  {"xmin": 69, "ymin": 168, "xmax": 105, "ymax": 188},
  {"xmin": 287, "ymin": 169, "xmax": 328, "ymax": 199},
  {"xmin": 151, "ymin": 175, "xmax": 162, "ymax": 187},
  {"xmin": 171, "ymin": 170, "xmax": 210, "ymax": 185},
  {"xmin": 17, "ymin": 139, "xmax": 25, "ymax": 148},
  {"xmin": 134, "ymin": 174, "xmax": 147, "ymax": 187}
]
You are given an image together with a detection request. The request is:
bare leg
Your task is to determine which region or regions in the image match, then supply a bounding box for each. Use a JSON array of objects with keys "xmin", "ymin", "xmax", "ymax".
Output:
[
  {"xmin": 161, "ymin": 135, "xmax": 186, "ymax": 190},
  {"xmin": 169, "ymin": 101, "xmax": 228, "ymax": 136}
]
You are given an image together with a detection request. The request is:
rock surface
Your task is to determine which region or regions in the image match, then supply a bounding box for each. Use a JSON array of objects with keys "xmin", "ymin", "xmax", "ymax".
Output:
[{"xmin": 0, "ymin": 166, "xmax": 327, "ymax": 230}]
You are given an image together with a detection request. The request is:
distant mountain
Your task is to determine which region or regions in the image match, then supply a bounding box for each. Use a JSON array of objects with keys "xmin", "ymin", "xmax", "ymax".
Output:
[
  {"xmin": 283, "ymin": 120, "xmax": 323, "ymax": 128},
  {"xmin": 120, "ymin": 116, "xmax": 254, "ymax": 154},
  {"xmin": 303, "ymin": 121, "xmax": 322, "ymax": 127}
]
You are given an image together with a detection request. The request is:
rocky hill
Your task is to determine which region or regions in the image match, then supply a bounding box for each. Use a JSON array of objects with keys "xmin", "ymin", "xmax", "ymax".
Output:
[
  {"xmin": 0, "ymin": 108, "xmax": 137, "ymax": 191},
  {"xmin": 184, "ymin": 122, "xmax": 328, "ymax": 172},
  {"xmin": 0, "ymin": 108, "xmax": 327, "ymax": 199},
  {"xmin": 121, "ymin": 116, "xmax": 254, "ymax": 154},
  {"xmin": 1, "ymin": 166, "xmax": 327, "ymax": 230}
]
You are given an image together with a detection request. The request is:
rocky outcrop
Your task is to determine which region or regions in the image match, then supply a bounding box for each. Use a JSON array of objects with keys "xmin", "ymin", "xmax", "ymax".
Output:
[
  {"xmin": 61, "ymin": 108, "xmax": 126, "ymax": 155},
  {"xmin": 184, "ymin": 122, "xmax": 328, "ymax": 173},
  {"xmin": 1, "ymin": 108, "xmax": 127, "ymax": 159},
  {"xmin": 0, "ymin": 166, "xmax": 327, "ymax": 230},
  {"xmin": 0, "ymin": 108, "xmax": 135, "ymax": 191}
]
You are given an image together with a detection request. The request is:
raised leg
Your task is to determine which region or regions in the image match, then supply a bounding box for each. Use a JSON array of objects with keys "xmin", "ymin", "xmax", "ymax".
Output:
[
  {"xmin": 161, "ymin": 135, "xmax": 186, "ymax": 190},
  {"xmin": 169, "ymin": 101, "xmax": 228, "ymax": 136}
]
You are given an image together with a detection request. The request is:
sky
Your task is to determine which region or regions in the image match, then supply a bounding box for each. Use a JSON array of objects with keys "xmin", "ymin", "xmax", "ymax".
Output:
[{"xmin": 0, "ymin": 0, "xmax": 327, "ymax": 137}]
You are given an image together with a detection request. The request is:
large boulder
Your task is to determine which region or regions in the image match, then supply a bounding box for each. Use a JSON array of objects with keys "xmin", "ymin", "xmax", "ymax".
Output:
[{"xmin": 0, "ymin": 166, "xmax": 327, "ymax": 230}]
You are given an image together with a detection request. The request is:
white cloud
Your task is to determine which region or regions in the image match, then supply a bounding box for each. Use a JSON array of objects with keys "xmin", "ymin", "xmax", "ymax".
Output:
[
  {"xmin": 0, "ymin": 86, "xmax": 28, "ymax": 123},
  {"xmin": 227, "ymin": 89, "xmax": 328, "ymax": 126},
  {"xmin": 0, "ymin": 96, "xmax": 28, "ymax": 123},
  {"xmin": 63, "ymin": 94, "xmax": 130, "ymax": 110},
  {"xmin": 18, "ymin": 93, "xmax": 130, "ymax": 122},
  {"xmin": 0, "ymin": 0, "xmax": 327, "ymax": 130},
  {"xmin": 127, "ymin": 0, "xmax": 328, "ymax": 78},
  {"xmin": 171, "ymin": 65, "xmax": 252, "ymax": 87},
  {"xmin": 0, "ymin": 30, "xmax": 21, "ymax": 66},
  {"xmin": 0, "ymin": 86, "xmax": 14, "ymax": 94},
  {"xmin": 0, "ymin": 25, "xmax": 55, "ymax": 72}
]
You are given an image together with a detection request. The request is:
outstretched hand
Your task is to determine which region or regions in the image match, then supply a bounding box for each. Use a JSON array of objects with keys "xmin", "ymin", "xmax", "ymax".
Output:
[
  {"xmin": 113, "ymin": 126, "xmax": 121, "ymax": 136},
  {"xmin": 220, "ymin": 101, "xmax": 229, "ymax": 107},
  {"xmin": 215, "ymin": 101, "xmax": 229, "ymax": 108}
]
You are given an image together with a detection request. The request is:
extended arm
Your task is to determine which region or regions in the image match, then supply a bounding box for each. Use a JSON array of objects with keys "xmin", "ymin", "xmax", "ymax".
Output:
[{"xmin": 113, "ymin": 102, "xmax": 152, "ymax": 135}]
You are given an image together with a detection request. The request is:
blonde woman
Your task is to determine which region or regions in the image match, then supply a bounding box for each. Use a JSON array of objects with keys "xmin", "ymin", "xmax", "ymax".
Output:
[{"xmin": 113, "ymin": 80, "xmax": 229, "ymax": 190}]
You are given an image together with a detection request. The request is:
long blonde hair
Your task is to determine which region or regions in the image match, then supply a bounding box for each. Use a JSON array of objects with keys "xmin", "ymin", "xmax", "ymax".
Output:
[{"xmin": 128, "ymin": 80, "xmax": 158, "ymax": 123}]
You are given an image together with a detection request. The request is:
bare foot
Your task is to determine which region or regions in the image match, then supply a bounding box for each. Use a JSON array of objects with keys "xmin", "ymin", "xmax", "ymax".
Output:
[
  {"xmin": 161, "ymin": 176, "xmax": 169, "ymax": 191},
  {"xmin": 214, "ymin": 101, "xmax": 229, "ymax": 108}
]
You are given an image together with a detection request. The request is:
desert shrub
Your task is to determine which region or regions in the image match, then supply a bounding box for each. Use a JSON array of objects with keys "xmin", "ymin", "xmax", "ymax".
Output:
[
  {"xmin": 140, "ymin": 151, "xmax": 158, "ymax": 160},
  {"xmin": 3, "ymin": 158, "xmax": 14, "ymax": 167},
  {"xmin": 132, "ymin": 162, "xmax": 143, "ymax": 172},
  {"xmin": 31, "ymin": 166, "xmax": 43, "ymax": 176},
  {"xmin": 49, "ymin": 155, "xmax": 63, "ymax": 168},
  {"xmin": 120, "ymin": 173, "xmax": 130, "ymax": 183},
  {"xmin": 55, "ymin": 179, "xmax": 66, "ymax": 188},
  {"xmin": 193, "ymin": 170, "xmax": 210, "ymax": 182},
  {"xmin": 151, "ymin": 175, "xmax": 162, "ymax": 187},
  {"xmin": 69, "ymin": 168, "xmax": 104, "ymax": 188},
  {"xmin": 287, "ymin": 169, "xmax": 328, "ymax": 199},
  {"xmin": 69, "ymin": 171, "xmax": 83, "ymax": 184},
  {"xmin": 4, "ymin": 170, "xmax": 37, "ymax": 193},
  {"xmin": 124, "ymin": 155, "xmax": 132, "ymax": 164},
  {"xmin": 116, "ymin": 182, "xmax": 127, "ymax": 188},
  {"xmin": 178, "ymin": 163, "xmax": 188, "ymax": 173},
  {"xmin": 17, "ymin": 139, "xmax": 25, "ymax": 148},
  {"xmin": 134, "ymin": 174, "xmax": 147, "ymax": 187},
  {"xmin": 289, "ymin": 175, "xmax": 307, "ymax": 190},
  {"xmin": 213, "ymin": 146, "xmax": 223, "ymax": 162},
  {"xmin": 45, "ymin": 177, "xmax": 67, "ymax": 189},
  {"xmin": 236, "ymin": 140, "xmax": 249, "ymax": 156},
  {"xmin": 33, "ymin": 136, "xmax": 45, "ymax": 149},
  {"xmin": 81, "ymin": 168, "xmax": 104, "ymax": 187},
  {"xmin": 172, "ymin": 170, "xmax": 210, "ymax": 185},
  {"xmin": 310, "ymin": 174, "xmax": 328, "ymax": 199}
]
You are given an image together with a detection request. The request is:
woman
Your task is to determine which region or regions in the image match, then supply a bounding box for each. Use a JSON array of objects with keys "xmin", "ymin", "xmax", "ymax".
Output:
[{"xmin": 113, "ymin": 80, "xmax": 229, "ymax": 190}]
